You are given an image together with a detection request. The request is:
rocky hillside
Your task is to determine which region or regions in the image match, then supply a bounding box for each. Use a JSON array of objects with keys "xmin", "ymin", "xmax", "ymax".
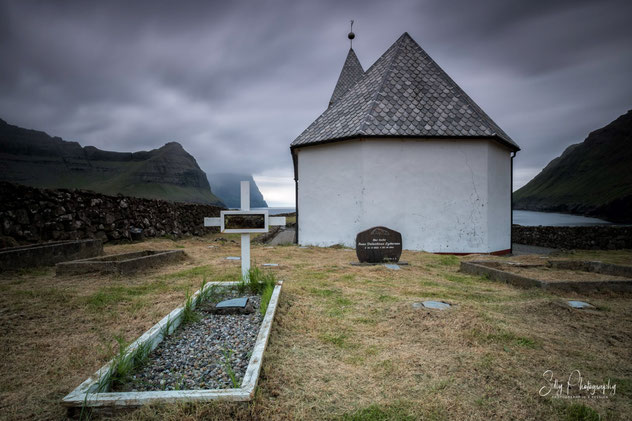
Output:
[
  {"xmin": 208, "ymin": 173, "xmax": 268, "ymax": 208},
  {"xmin": 0, "ymin": 118, "xmax": 224, "ymax": 205},
  {"xmin": 513, "ymin": 110, "xmax": 632, "ymax": 223}
]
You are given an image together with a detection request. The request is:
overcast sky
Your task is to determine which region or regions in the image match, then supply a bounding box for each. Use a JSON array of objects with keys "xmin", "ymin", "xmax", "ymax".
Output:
[{"xmin": 1, "ymin": 0, "xmax": 631, "ymax": 206}]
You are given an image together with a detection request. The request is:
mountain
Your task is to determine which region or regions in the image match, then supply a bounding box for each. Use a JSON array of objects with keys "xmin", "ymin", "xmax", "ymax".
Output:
[
  {"xmin": 513, "ymin": 110, "xmax": 632, "ymax": 223},
  {"xmin": 208, "ymin": 173, "xmax": 268, "ymax": 208},
  {"xmin": 0, "ymin": 118, "xmax": 224, "ymax": 206}
]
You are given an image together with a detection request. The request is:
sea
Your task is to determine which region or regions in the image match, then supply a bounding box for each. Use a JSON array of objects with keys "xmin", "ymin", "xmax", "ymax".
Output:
[
  {"xmin": 512, "ymin": 210, "xmax": 613, "ymax": 227},
  {"xmin": 252, "ymin": 208, "xmax": 614, "ymax": 227}
]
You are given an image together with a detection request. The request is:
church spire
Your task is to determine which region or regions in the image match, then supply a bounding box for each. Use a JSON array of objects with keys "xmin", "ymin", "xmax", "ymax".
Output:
[{"xmin": 328, "ymin": 22, "xmax": 364, "ymax": 107}]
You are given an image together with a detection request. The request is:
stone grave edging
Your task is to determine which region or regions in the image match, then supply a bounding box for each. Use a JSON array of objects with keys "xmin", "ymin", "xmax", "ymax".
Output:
[
  {"xmin": 460, "ymin": 261, "xmax": 632, "ymax": 292},
  {"xmin": 62, "ymin": 280, "xmax": 283, "ymax": 411}
]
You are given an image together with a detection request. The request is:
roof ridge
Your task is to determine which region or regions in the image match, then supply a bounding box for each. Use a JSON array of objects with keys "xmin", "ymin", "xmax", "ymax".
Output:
[{"xmin": 358, "ymin": 33, "xmax": 407, "ymax": 134}]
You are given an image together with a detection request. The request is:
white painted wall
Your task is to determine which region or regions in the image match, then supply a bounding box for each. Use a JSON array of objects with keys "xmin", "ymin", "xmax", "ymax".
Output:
[
  {"xmin": 486, "ymin": 141, "xmax": 512, "ymax": 252},
  {"xmin": 295, "ymin": 138, "xmax": 512, "ymax": 253}
]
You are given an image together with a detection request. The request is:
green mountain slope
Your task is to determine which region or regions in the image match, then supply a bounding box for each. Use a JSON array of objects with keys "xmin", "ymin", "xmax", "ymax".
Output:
[
  {"xmin": 208, "ymin": 173, "xmax": 268, "ymax": 208},
  {"xmin": 513, "ymin": 110, "xmax": 632, "ymax": 222},
  {"xmin": 0, "ymin": 118, "xmax": 224, "ymax": 206}
]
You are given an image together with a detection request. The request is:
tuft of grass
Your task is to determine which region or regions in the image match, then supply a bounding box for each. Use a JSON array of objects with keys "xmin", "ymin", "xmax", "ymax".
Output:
[
  {"xmin": 107, "ymin": 337, "xmax": 152, "ymax": 388},
  {"xmin": 222, "ymin": 346, "xmax": 240, "ymax": 388},
  {"xmin": 181, "ymin": 289, "xmax": 201, "ymax": 325},
  {"xmin": 562, "ymin": 403, "xmax": 601, "ymax": 421},
  {"xmin": 444, "ymin": 274, "xmax": 473, "ymax": 284},
  {"xmin": 320, "ymin": 333, "xmax": 352, "ymax": 349},
  {"xmin": 436, "ymin": 255, "xmax": 459, "ymax": 266},
  {"xmin": 310, "ymin": 288, "xmax": 338, "ymax": 297},
  {"xmin": 85, "ymin": 281, "xmax": 170, "ymax": 310},
  {"xmin": 470, "ymin": 328, "xmax": 537, "ymax": 349},
  {"xmin": 237, "ymin": 267, "xmax": 276, "ymax": 294},
  {"xmin": 339, "ymin": 403, "xmax": 416, "ymax": 421},
  {"xmin": 260, "ymin": 283, "xmax": 274, "ymax": 317},
  {"xmin": 161, "ymin": 265, "xmax": 216, "ymax": 281}
]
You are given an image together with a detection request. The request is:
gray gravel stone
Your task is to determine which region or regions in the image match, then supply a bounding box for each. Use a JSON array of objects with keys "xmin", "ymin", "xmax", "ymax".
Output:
[{"xmin": 116, "ymin": 292, "xmax": 262, "ymax": 391}]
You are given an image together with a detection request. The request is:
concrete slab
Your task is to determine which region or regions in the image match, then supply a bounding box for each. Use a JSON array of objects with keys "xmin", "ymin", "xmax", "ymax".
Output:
[
  {"xmin": 384, "ymin": 264, "xmax": 400, "ymax": 270},
  {"xmin": 567, "ymin": 300, "xmax": 594, "ymax": 309},
  {"xmin": 422, "ymin": 301, "xmax": 451, "ymax": 310}
]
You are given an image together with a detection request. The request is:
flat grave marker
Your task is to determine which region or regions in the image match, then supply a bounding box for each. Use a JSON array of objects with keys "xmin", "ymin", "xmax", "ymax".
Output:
[{"xmin": 567, "ymin": 300, "xmax": 594, "ymax": 309}]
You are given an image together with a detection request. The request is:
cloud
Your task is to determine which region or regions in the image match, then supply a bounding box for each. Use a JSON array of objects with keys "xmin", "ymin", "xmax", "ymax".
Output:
[{"xmin": 0, "ymin": 0, "xmax": 630, "ymax": 204}]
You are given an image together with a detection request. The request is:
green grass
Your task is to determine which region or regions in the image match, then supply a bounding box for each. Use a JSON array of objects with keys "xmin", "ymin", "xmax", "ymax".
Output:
[
  {"xmin": 469, "ymin": 328, "xmax": 537, "ymax": 349},
  {"xmin": 180, "ymin": 289, "xmax": 201, "ymax": 325},
  {"xmin": 237, "ymin": 266, "xmax": 276, "ymax": 294},
  {"xmin": 320, "ymin": 333, "xmax": 351, "ymax": 348},
  {"xmin": 107, "ymin": 337, "xmax": 152, "ymax": 389},
  {"xmin": 339, "ymin": 403, "xmax": 416, "ymax": 421},
  {"xmin": 221, "ymin": 347, "xmax": 240, "ymax": 388},
  {"xmin": 561, "ymin": 403, "xmax": 601, "ymax": 421},
  {"xmin": 260, "ymin": 283, "xmax": 274, "ymax": 317},
  {"xmin": 85, "ymin": 280, "xmax": 171, "ymax": 309}
]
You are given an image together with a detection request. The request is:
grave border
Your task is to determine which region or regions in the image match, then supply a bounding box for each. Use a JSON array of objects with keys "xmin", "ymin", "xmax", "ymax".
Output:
[
  {"xmin": 61, "ymin": 280, "xmax": 283, "ymax": 411},
  {"xmin": 55, "ymin": 249, "xmax": 186, "ymax": 276},
  {"xmin": 460, "ymin": 260, "xmax": 632, "ymax": 292}
]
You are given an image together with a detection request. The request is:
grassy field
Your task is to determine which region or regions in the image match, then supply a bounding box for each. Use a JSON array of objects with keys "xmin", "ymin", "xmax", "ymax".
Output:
[{"xmin": 0, "ymin": 237, "xmax": 630, "ymax": 420}]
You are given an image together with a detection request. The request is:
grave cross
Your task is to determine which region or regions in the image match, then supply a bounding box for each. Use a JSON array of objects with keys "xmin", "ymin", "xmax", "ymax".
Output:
[{"xmin": 204, "ymin": 181, "xmax": 286, "ymax": 279}]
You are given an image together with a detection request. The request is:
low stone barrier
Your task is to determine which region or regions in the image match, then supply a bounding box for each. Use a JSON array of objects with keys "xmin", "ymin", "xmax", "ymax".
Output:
[
  {"xmin": 0, "ymin": 239, "xmax": 102, "ymax": 271},
  {"xmin": 512, "ymin": 225, "xmax": 632, "ymax": 250},
  {"xmin": 0, "ymin": 182, "xmax": 223, "ymax": 244}
]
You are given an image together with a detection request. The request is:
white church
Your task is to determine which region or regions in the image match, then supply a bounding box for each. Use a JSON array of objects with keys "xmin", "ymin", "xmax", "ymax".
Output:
[{"xmin": 290, "ymin": 32, "xmax": 520, "ymax": 254}]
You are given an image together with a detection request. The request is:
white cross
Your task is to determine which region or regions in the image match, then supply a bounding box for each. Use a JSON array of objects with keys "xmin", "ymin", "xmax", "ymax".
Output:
[{"xmin": 204, "ymin": 181, "xmax": 286, "ymax": 279}]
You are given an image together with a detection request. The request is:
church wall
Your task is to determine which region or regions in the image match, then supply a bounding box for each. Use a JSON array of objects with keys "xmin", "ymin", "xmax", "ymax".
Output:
[
  {"xmin": 296, "ymin": 138, "xmax": 510, "ymax": 253},
  {"xmin": 486, "ymin": 142, "xmax": 512, "ymax": 252}
]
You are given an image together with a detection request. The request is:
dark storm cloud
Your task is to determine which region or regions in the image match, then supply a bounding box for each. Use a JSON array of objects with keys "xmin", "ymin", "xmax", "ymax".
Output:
[{"xmin": 1, "ymin": 0, "xmax": 631, "ymax": 201}]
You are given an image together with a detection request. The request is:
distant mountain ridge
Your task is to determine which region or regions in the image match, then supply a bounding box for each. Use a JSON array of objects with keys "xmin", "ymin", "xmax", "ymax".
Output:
[
  {"xmin": 0, "ymin": 118, "xmax": 224, "ymax": 206},
  {"xmin": 208, "ymin": 173, "xmax": 268, "ymax": 208},
  {"xmin": 514, "ymin": 110, "xmax": 632, "ymax": 223}
]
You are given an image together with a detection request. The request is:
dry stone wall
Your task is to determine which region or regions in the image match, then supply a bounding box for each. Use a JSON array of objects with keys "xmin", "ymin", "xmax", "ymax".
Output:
[
  {"xmin": 512, "ymin": 225, "xmax": 632, "ymax": 250},
  {"xmin": 0, "ymin": 182, "xmax": 223, "ymax": 244}
]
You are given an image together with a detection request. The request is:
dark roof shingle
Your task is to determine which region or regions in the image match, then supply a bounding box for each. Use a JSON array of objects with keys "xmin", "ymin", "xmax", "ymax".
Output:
[
  {"xmin": 292, "ymin": 33, "xmax": 519, "ymax": 151},
  {"xmin": 328, "ymin": 48, "xmax": 365, "ymax": 107}
]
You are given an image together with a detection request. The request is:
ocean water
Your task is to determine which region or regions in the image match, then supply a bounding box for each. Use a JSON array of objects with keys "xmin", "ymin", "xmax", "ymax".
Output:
[
  {"xmin": 512, "ymin": 210, "xmax": 612, "ymax": 226},
  {"xmin": 249, "ymin": 208, "xmax": 613, "ymax": 226},
  {"xmin": 251, "ymin": 207, "xmax": 295, "ymax": 215}
]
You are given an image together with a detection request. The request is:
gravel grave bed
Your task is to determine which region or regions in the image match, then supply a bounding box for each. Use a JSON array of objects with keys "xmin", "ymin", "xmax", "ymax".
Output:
[{"xmin": 115, "ymin": 289, "xmax": 263, "ymax": 391}]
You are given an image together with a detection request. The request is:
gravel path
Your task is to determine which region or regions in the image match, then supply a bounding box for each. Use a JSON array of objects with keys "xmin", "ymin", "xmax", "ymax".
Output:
[{"xmin": 117, "ymin": 293, "xmax": 262, "ymax": 391}]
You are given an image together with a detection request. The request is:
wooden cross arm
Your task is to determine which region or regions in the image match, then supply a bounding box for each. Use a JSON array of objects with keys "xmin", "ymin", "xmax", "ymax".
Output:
[
  {"xmin": 269, "ymin": 216, "xmax": 286, "ymax": 226},
  {"xmin": 204, "ymin": 217, "xmax": 221, "ymax": 227}
]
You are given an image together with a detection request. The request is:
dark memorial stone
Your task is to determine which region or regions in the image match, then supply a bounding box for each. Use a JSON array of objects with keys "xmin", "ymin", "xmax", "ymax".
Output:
[{"xmin": 356, "ymin": 226, "xmax": 402, "ymax": 263}]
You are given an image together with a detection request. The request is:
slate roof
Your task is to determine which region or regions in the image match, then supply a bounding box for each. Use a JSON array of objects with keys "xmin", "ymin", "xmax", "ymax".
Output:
[
  {"xmin": 291, "ymin": 33, "xmax": 519, "ymax": 151},
  {"xmin": 328, "ymin": 48, "xmax": 365, "ymax": 107}
]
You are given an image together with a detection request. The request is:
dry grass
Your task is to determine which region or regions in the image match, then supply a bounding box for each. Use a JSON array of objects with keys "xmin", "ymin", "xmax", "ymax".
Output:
[{"xmin": 0, "ymin": 238, "xmax": 631, "ymax": 420}]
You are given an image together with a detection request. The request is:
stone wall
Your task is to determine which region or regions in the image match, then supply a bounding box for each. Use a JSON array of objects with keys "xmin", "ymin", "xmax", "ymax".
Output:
[
  {"xmin": 512, "ymin": 225, "xmax": 632, "ymax": 250},
  {"xmin": 0, "ymin": 182, "xmax": 223, "ymax": 244}
]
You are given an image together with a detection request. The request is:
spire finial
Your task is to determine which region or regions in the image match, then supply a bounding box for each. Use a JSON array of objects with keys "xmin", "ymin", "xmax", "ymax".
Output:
[{"xmin": 348, "ymin": 20, "xmax": 355, "ymax": 48}]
